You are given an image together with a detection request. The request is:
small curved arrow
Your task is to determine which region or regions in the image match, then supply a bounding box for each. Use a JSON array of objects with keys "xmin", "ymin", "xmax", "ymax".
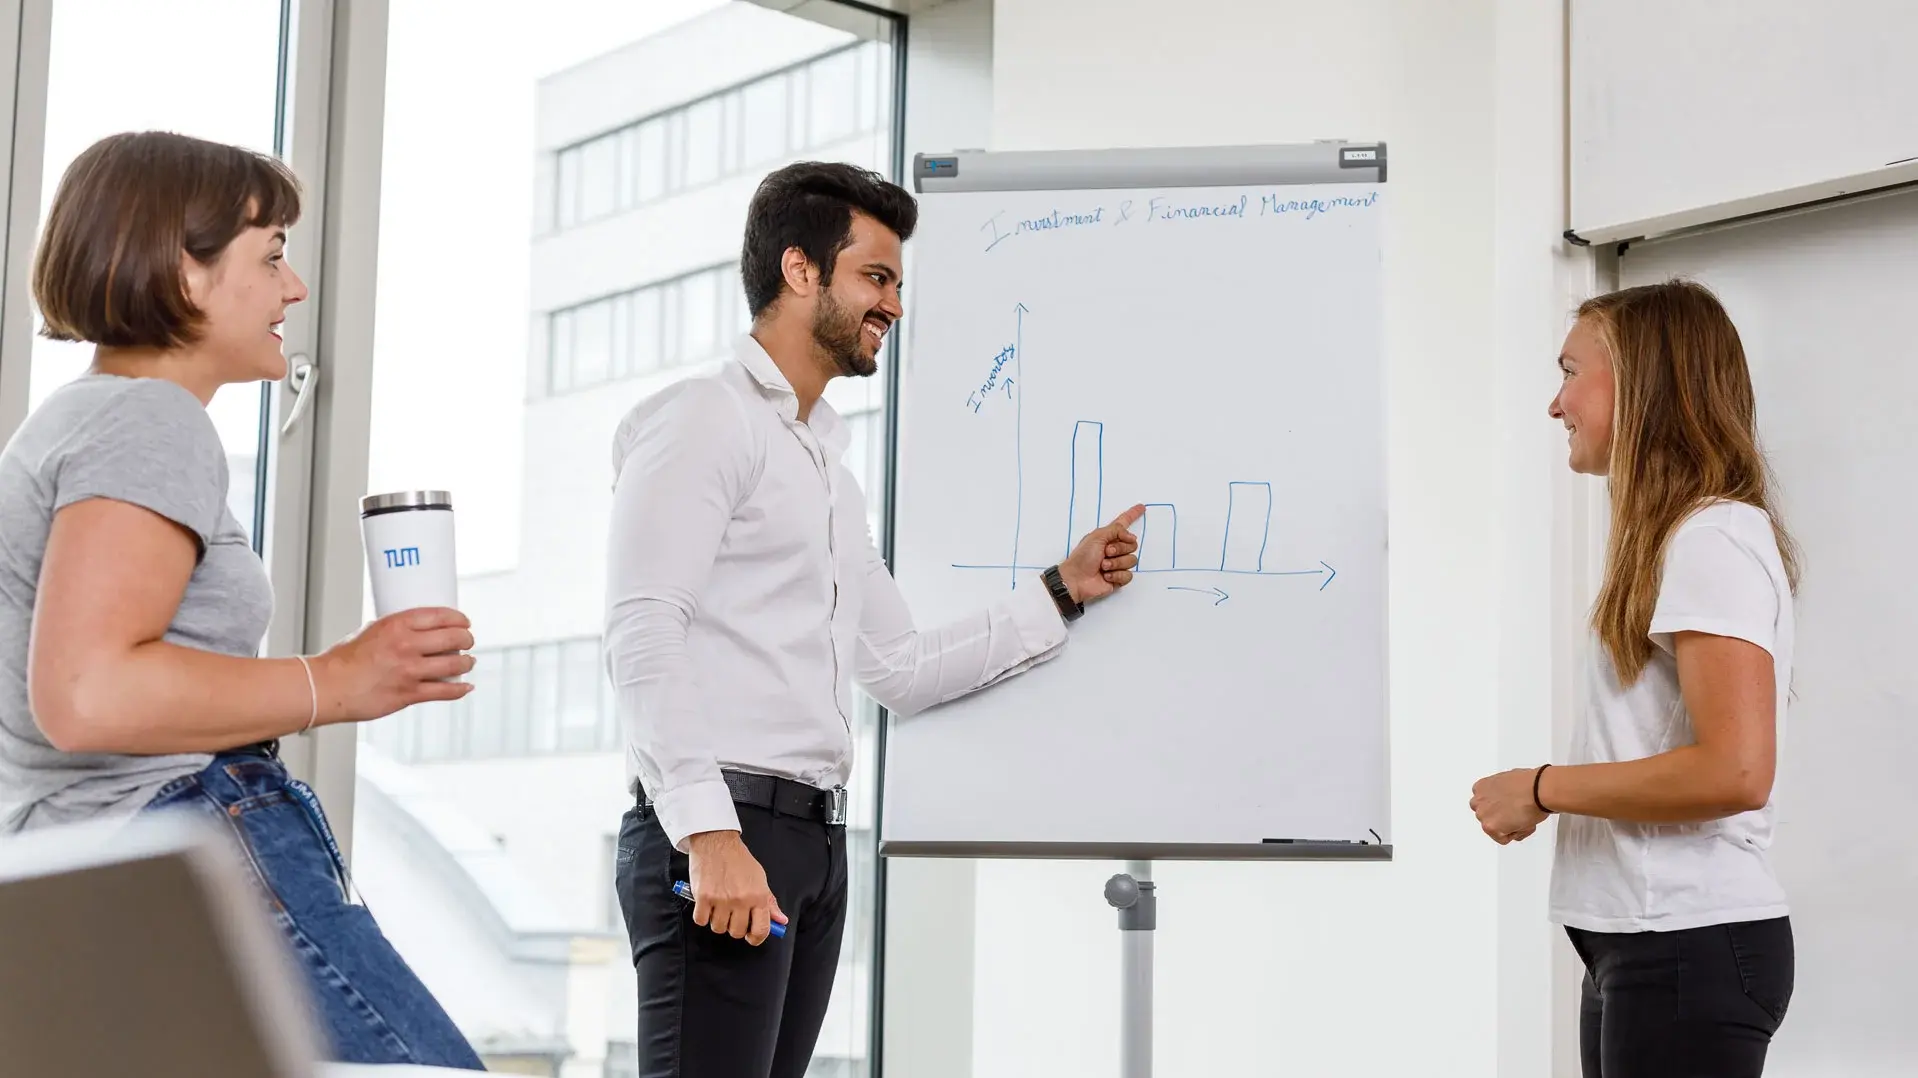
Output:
[{"xmin": 1169, "ymin": 585, "xmax": 1229, "ymax": 605}]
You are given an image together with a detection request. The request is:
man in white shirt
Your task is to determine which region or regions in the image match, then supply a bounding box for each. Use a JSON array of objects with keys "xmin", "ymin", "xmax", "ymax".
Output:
[{"xmin": 605, "ymin": 161, "xmax": 1144, "ymax": 1078}]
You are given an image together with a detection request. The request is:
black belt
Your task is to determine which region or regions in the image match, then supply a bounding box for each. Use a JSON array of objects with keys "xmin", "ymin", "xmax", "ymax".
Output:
[
  {"xmin": 642, "ymin": 769, "xmax": 847, "ymax": 826},
  {"xmin": 229, "ymin": 739, "xmax": 280, "ymax": 759}
]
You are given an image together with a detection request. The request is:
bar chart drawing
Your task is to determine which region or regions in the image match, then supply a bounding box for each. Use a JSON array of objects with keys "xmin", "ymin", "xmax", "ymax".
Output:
[{"xmin": 951, "ymin": 415, "xmax": 1336, "ymax": 592}]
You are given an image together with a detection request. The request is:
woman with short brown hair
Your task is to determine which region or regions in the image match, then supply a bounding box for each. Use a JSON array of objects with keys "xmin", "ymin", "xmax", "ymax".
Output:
[{"xmin": 0, "ymin": 131, "xmax": 482, "ymax": 1069}]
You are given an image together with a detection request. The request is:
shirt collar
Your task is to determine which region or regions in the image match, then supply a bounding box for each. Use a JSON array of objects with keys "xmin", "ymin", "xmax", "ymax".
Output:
[{"xmin": 731, "ymin": 333, "xmax": 850, "ymax": 458}]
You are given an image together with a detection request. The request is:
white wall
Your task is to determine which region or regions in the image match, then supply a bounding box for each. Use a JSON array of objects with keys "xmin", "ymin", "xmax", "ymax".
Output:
[
  {"xmin": 1492, "ymin": 5, "xmax": 1601, "ymax": 1076},
  {"xmin": 878, "ymin": 0, "xmax": 1594, "ymax": 1074}
]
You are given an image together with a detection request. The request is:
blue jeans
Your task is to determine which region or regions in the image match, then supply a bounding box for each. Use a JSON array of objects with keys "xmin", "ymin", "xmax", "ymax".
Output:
[{"xmin": 143, "ymin": 751, "xmax": 484, "ymax": 1070}]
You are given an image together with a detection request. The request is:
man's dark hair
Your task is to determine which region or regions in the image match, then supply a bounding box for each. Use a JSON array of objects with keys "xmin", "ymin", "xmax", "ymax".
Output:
[{"xmin": 741, "ymin": 161, "xmax": 917, "ymax": 319}]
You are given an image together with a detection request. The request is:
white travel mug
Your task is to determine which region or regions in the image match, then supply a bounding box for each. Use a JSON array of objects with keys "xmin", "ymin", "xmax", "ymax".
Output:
[{"xmin": 360, "ymin": 490, "xmax": 459, "ymax": 617}]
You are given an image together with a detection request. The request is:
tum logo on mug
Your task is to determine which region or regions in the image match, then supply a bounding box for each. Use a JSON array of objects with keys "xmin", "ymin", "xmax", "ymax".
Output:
[{"xmin": 382, "ymin": 546, "xmax": 421, "ymax": 569}]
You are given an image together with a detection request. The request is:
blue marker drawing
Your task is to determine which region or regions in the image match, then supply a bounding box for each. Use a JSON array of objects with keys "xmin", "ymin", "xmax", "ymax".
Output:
[
  {"xmin": 983, "ymin": 191, "xmax": 1378, "ymax": 251},
  {"xmin": 951, "ymin": 305, "xmax": 1336, "ymax": 596},
  {"xmin": 1137, "ymin": 503, "xmax": 1178, "ymax": 572},
  {"xmin": 1065, "ymin": 421, "xmax": 1104, "ymax": 555},
  {"xmin": 1011, "ymin": 303, "xmax": 1027, "ymax": 590},
  {"xmin": 982, "ymin": 212, "xmax": 1013, "ymax": 253},
  {"xmin": 1220, "ymin": 482, "xmax": 1273, "ymax": 572},
  {"xmin": 952, "ymin": 421, "xmax": 1334, "ymax": 592}
]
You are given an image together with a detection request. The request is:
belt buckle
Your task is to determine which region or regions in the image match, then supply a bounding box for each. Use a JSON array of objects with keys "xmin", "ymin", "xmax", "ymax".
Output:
[{"xmin": 824, "ymin": 785, "xmax": 848, "ymax": 826}]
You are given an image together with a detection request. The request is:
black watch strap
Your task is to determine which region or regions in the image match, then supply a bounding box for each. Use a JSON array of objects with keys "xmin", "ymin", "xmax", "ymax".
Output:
[{"xmin": 1041, "ymin": 565, "xmax": 1084, "ymax": 622}]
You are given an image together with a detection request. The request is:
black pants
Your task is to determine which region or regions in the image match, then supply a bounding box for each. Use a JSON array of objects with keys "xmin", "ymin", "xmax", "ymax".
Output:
[
  {"xmin": 615, "ymin": 800, "xmax": 849, "ymax": 1078},
  {"xmin": 1568, "ymin": 917, "xmax": 1793, "ymax": 1078}
]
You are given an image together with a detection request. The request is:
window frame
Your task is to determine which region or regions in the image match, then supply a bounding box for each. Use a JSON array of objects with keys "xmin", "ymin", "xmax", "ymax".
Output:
[
  {"xmin": 0, "ymin": 0, "xmax": 362, "ymax": 807},
  {"xmin": 0, "ymin": 0, "xmax": 51, "ymax": 443}
]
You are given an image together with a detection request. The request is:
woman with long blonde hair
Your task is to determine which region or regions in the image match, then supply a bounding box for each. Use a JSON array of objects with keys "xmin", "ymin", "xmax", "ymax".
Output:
[{"xmin": 1472, "ymin": 281, "xmax": 1797, "ymax": 1076}]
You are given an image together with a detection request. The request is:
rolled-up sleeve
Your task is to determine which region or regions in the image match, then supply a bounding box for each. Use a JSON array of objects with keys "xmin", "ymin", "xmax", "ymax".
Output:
[{"xmin": 603, "ymin": 381, "xmax": 754, "ymax": 851}]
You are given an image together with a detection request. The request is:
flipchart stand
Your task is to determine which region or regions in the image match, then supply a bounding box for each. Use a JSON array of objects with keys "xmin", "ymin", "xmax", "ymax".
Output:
[{"xmin": 1104, "ymin": 861, "xmax": 1156, "ymax": 1078}]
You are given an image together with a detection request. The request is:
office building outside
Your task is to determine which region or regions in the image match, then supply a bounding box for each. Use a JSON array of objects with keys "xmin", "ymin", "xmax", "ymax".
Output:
[{"xmin": 350, "ymin": 7, "xmax": 896, "ymax": 1075}]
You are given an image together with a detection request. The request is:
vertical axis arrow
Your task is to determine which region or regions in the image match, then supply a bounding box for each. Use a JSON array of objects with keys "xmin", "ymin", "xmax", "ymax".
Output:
[{"xmin": 1009, "ymin": 302, "xmax": 1029, "ymax": 591}]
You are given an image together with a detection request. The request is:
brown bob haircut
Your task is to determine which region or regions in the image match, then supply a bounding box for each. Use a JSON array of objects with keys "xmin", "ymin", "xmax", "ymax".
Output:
[{"xmin": 33, "ymin": 131, "xmax": 302, "ymax": 349}]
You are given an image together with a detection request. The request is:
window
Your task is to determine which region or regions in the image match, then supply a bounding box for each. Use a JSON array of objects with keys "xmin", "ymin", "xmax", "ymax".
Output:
[
  {"xmin": 632, "ymin": 289, "xmax": 664, "ymax": 375},
  {"xmin": 540, "ymin": 264, "xmax": 740, "ymax": 397},
  {"xmin": 547, "ymin": 43, "xmax": 886, "ymax": 231},
  {"xmin": 666, "ymin": 110, "xmax": 691, "ymax": 191},
  {"xmin": 855, "ymin": 41, "xmax": 884, "ymax": 134},
  {"xmin": 354, "ymin": 7, "xmax": 897, "ymax": 1074},
  {"xmin": 616, "ymin": 127, "xmax": 641, "ymax": 213},
  {"xmin": 556, "ymin": 147, "xmax": 582, "ymax": 229},
  {"xmin": 741, "ymin": 74, "xmax": 790, "ymax": 166},
  {"xmin": 634, "ymin": 117, "xmax": 668, "ymax": 203},
  {"xmin": 580, "ymin": 135, "xmax": 619, "ymax": 222},
  {"xmin": 717, "ymin": 279, "xmax": 744, "ymax": 346},
  {"xmin": 842, "ymin": 411, "xmax": 878, "ymax": 500},
  {"xmin": 528, "ymin": 642, "xmax": 561, "ymax": 754},
  {"xmin": 806, "ymin": 48, "xmax": 860, "ymax": 148},
  {"xmin": 501, "ymin": 646, "xmax": 533, "ymax": 756},
  {"xmin": 599, "ymin": 659, "xmax": 619, "ymax": 752},
  {"xmin": 28, "ymin": 0, "xmax": 286, "ymax": 548},
  {"xmin": 548, "ymin": 310, "xmax": 576, "ymax": 395},
  {"xmin": 559, "ymin": 639, "xmax": 603, "ymax": 752},
  {"xmin": 683, "ymin": 96, "xmax": 724, "ymax": 188},
  {"xmin": 609, "ymin": 294, "xmax": 634, "ymax": 380},
  {"xmin": 681, "ymin": 270, "xmax": 720, "ymax": 363},
  {"xmin": 467, "ymin": 651, "xmax": 507, "ymax": 757},
  {"xmin": 363, "ymin": 636, "xmax": 620, "ymax": 763},
  {"xmin": 573, "ymin": 300, "xmax": 613, "ymax": 387},
  {"xmin": 720, "ymin": 91, "xmax": 745, "ymax": 176}
]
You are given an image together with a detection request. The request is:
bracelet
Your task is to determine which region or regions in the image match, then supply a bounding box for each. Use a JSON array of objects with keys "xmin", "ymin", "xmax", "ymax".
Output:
[
  {"xmin": 295, "ymin": 655, "xmax": 318, "ymax": 733},
  {"xmin": 1532, "ymin": 763, "xmax": 1553, "ymax": 815}
]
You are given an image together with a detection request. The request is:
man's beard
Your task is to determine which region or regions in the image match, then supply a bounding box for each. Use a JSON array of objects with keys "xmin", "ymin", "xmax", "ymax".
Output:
[{"xmin": 812, "ymin": 288, "xmax": 878, "ymax": 379}]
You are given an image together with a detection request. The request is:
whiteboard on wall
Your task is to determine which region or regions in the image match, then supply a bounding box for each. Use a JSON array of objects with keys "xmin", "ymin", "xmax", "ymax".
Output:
[
  {"xmin": 1620, "ymin": 187, "xmax": 1918, "ymax": 1076},
  {"xmin": 1570, "ymin": 0, "xmax": 1918, "ymax": 243},
  {"xmin": 880, "ymin": 144, "xmax": 1391, "ymax": 860}
]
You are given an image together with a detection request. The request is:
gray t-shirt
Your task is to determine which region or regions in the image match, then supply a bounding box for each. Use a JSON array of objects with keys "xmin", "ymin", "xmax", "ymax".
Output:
[{"xmin": 0, "ymin": 375, "xmax": 274, "ymax": 833}]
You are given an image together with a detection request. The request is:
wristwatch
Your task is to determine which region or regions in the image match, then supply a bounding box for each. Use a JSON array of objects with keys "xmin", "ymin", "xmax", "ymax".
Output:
[{"xmin": 1041, "ymin": 564, "xmax": 1084, "ymax": 622}]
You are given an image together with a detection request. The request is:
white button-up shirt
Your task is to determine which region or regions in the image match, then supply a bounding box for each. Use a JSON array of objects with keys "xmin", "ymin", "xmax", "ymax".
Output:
[{"xmin": 604, "ymin": 335, "xmax": 1071, "ymax": 849}]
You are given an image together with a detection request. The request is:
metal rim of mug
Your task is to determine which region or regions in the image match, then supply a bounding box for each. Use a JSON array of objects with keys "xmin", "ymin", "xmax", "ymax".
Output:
[{"xmin": 360, "ymin": 490, "xmax": 453, "ymax": 517}]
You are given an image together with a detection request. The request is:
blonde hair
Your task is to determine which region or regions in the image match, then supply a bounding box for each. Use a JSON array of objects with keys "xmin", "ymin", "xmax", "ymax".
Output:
[{"xmin": 1580, "ymin": 280, "xmax": 1799, "ymax": 683}]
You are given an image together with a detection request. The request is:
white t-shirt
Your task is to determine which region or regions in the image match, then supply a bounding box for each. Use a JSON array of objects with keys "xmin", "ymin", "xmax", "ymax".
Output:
[{"xmin": 1549, "ymin": 500, "xmax": 1794, "ymax": 933}]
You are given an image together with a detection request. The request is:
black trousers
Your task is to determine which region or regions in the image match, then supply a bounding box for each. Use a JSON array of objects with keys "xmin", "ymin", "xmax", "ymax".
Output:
[
  {"xmin": 615, "ymin": 799, "xmax": 849, "ymax": 1078},
  {"xmin": 1568, "ymin": 917, "xmax": 1793, "ymax": 1078}
]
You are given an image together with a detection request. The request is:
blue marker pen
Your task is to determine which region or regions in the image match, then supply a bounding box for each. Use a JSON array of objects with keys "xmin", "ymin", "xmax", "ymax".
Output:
[{"xmin": 671, "ymin": 880, "xmax": 786, "ymax": 939}]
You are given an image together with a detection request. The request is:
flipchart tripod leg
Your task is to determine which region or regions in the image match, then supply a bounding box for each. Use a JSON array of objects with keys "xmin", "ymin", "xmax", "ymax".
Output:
[{"xmin": 1104, "ymin": 860, "xmax": 1155, "ymax": 1078}]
